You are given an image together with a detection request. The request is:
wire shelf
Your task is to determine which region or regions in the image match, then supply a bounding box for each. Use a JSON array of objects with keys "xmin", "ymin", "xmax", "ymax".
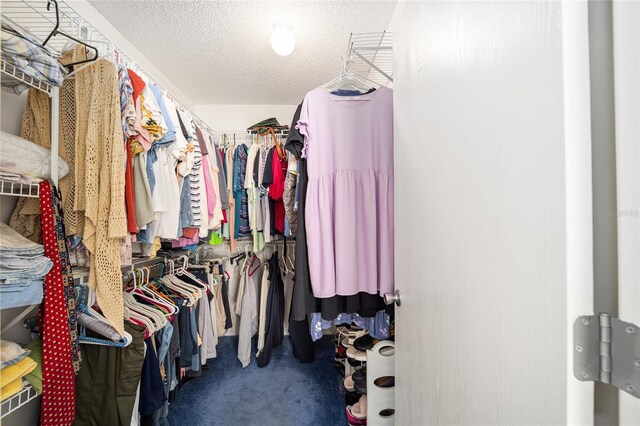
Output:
[
  {"xmin": 0, "ymin": 60, "xmax": 53, "ymax": 94},
  {"xmin": 346, "ymin": 31, "xmax": 393, "ymax": 85},
  {"xmin": 0, "ymin": 179, "xmax": 40, "ymax": 197},
  {"xmin": 1, "ymin": 0, "xmax": 110, "ymax": 55},
  {"xmin": 2, "ymin": 0, "xmax": 211, "ymax": 135},
  {"xmin": 0, "ymin": 383, "xmax": 39, "ymax": 419}
]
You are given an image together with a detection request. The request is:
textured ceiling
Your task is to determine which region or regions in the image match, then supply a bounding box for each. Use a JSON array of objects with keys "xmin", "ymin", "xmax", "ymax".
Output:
[{"xmin": 88, "ymin": 0, "xmax": 397, "ymax": 105}]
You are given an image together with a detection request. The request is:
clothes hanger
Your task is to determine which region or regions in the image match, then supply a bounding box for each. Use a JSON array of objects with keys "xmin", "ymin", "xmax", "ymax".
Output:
[
  {"xmin": 286, "ymin": 244, "xmax": 296, "ymax": 272},
  {"xmin": 123, "ymin": 292, "xmax": 166, "ymax": 332},
  {"xmin": 140, "ymin": 274, "xmax": 179, "ymax": 315},
  {"xmin": 322, "ymin": 71, "xmax": 379, "ymax": 94},
  {"xmin": 75, "ymin": 285, "xmax": 132, "ymax": 347},
  {"xmin": 129, "ymin": 269, "xmax": 176, "ymax": 316},
  {"xmin": 42, "ymin": 0, "xmax": 99, "ymax": 70},
  {"xmin": 132, "ymin": 281, "xmax": 177, "ymax": 316},
  {"xmin": 168, "ymin": 274, "xmax": 203, "ymax": 299},
  {"xmin": 178, "ymin": 267, "xmax": 210, "ymax": 292},
  {"xmin": 279, "ymin": 251, "xmax": 290, "ymax": 275},
  {"xmin": 124, "ymin": 304, "xmax": 155, "ymax": 337},
  {"xmin": 159, "ymin": 275, "xmax": 199, "ymax": 306},
  {"xmin": 321, "ymin": 55, "xmax": 380, "ymax": 94}
]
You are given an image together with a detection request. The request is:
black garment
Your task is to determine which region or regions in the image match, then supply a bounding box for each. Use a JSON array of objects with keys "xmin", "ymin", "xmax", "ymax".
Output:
[
  {"xmin": 75, "ymin": 322, "xmax": 145, "ymax": 426},
  {"xmin": 256, "ymin": 253, "xmax": 285, "ymax": 368},
  {"xmin": 262, "ymin": 146, "xmax": 277, "ymax": 236},
  {"xmin": 289, "ymin": 317, "xmax": 315, "ymax": 363},
  {"xmin": 262, "ymin": 146, "xmax": 274, "ymax": 187},
  {"xmin": 184, "ymin": 303, "xmax": 202, "ymax": 379},
  {"xmin": 178, "ymin": 305, "xmax": 197, "ymax": 369},
  {"xmin": 168, "ymin": 308, "xmax": 181, "ymax": 403},
  {"xmin": 175, "ymin": 108, "xmax": 190, "ymax": 140},
  {"xmin": 285, "ymin": 102, "xmax": 387, "ymax": 322},
  {"xmin": 253, "ymin": 148, "xmax": 260, "ymax": 189},
  {"xmin": 139, "ymin": 338, "xmax": 166, "ymax": 417},
  {"xmin": 220, "ymin": 264, "xmax": 233, "ymax": 329}
]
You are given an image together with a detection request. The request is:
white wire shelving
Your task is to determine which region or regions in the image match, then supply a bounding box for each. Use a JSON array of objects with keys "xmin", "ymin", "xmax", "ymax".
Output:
[
  {"xmin": 0, "ymin": 60, "xmax": 53, "ymax": 94},
  {"xmin": 0, "ymin": 382, "xmax": 39, "ymax": 419},
  {"xmin": 345, "ymin": 31, "xmax": 393, "ymax": 85},
  {"xmin": 0, "ymin": 179, "xmax": 40, "ymax": 197},
  {"xmin": 2, "ymin": 0, "xmax": 211, "ymax": 134},
  {"xmin": 1, "ymin": 0, "xmax": 108, "ymax": 54}
]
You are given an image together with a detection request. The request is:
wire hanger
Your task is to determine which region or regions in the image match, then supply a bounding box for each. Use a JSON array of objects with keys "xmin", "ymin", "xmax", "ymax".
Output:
[
  {"xmin": 321, "ymin": 51, "xmax": 381, "ymax": 95},
  {"xmin": 43, "ymin": 0, "xmax": 99, "ymax": 71}
]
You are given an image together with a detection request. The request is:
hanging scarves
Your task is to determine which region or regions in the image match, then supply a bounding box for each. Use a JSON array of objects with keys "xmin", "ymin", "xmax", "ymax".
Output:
[{"xmin": 38, "ymin": 181, "xmax": 77, "ymax": 426}]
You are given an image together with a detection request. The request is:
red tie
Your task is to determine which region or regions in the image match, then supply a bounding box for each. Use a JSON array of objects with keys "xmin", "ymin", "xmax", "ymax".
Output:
[{"xmin": 39, "ymin": 181, "xmax": 76, "ymax": 425}]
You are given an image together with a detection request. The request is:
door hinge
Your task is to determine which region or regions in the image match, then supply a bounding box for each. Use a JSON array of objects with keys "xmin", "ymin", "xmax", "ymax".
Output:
[{"xmin": 574, "ymin": 313, "xmax": 640, "ymax": 398}]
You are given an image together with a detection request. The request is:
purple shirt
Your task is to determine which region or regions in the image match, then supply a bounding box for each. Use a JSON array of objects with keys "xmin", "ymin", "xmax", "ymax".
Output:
[{"xmin": 297, "ymin": 86, "xmax": 394, "ymax": 298}]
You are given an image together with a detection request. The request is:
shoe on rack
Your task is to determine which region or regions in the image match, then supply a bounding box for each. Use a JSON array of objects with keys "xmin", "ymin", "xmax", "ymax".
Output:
[
  {"xmin": 346, "ymin": 395, "xmax": 368, "ymax": 425},
  {"xmin": 347, "ymin": 356, "xmax": 365, "ymax": 368},
  {"xmin": 341, "ymin": 337, "xmax": 353, "ymax": 349},
  {"xmin": 352, "ymin": 367, "xmax": 367, "ymax": 382},
  {"xmin": 353, "ymin": 334, "xmax": 380, "ymax": 351},
  {"xmin": 345, "ymin": 391, "xmax": 360, "ymax": 407},
  {"xmin": 341, "ymin": 375, "xmax": 356, "ymax": 393},
  {"xmin": 347, "ymin": 346, "xmax": 367, "ymax": 362},
  {"xmin": 354, "ymin": 375, "xmax": 367, "ymax": 395},
  {"xmin": 347, "ymin": 328, "xmax": 367, "ymax": 346}
]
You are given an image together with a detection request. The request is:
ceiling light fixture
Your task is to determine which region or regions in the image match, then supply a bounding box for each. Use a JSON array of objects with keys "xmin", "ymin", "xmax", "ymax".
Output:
[{"xmin": 271, "ymin": 25, "xmax": 295, "ymax": 56}]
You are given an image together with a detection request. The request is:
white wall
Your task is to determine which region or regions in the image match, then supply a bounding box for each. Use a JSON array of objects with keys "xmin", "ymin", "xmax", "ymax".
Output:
[
  {"xmin": 67, "ymin": 0, "xmax": 196, "ymax": 110},
  {"xmin": 195, "ymin": 104, "xmax": 297, "ymax": 131},
  {"xmin": 1, "ymin": 92, "xmax": 27, "ymax": 224}
]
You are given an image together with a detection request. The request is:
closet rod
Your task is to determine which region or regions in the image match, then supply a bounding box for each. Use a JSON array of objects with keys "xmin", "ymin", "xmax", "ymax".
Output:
[{"xmin": 112, "ymin": 45, "xmax": 215, "ymax": 137}]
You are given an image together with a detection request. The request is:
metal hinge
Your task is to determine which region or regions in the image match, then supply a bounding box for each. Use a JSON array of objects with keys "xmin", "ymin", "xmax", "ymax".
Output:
[{"xmin": 574, "ymin": 313, "xmax": 640, "ymax": 398}]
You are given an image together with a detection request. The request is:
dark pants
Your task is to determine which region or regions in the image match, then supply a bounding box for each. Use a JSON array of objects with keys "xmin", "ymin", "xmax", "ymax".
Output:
[{"xmin": 74, "ymin": 322, "xmax": 145, "ymax": 426}]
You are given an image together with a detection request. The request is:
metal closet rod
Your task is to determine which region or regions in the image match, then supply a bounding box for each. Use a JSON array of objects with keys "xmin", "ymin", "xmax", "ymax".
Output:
[{"xmin": 115, "ymin": 49, "xmax": 214, "ymax": 136}]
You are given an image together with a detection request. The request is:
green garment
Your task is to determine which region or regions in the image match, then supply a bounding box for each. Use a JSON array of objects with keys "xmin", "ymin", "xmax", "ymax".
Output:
[{"xmin": 24, "ymin": 340, "xmax": 42, "ymax": 394}]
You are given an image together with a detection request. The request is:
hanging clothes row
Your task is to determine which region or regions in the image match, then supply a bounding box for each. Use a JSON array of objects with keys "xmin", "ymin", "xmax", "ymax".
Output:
[
  {"xmin": 8, "ymin": 45, "xmax": 297, "ymax": 338},
  {"xmin": 74, "ymin": 254, "xmax": 231, "ymax": 426}
]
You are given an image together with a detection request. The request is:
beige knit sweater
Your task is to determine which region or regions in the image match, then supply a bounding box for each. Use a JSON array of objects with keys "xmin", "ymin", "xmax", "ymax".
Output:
[
  {"xmin": 75, "ymin": 58, "xmax": 127, "ymax": 335},
  {"xmin": 10, "ymin": 50, "xmax": 128, "ymax": 335}
]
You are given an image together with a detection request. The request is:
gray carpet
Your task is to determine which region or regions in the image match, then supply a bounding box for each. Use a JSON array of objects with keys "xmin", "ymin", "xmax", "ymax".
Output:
[{"xmin": 167, "ymin": 335, "xmax": 346, "ymax": 426}]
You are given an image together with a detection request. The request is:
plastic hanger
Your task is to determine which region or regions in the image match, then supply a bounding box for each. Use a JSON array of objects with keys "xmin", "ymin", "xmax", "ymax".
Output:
[
  {"xmin": 123, "ymin": 292, "xmax": 166, "ymax": 332},
  {"xmin": 135, "ymin": 267, "xmax": 169, "ymax": 306},
  {"xmin": 159, "ymin": 276, "xmax": 198, "ymax": 306},
  {"xmin": 130, "ymin": 269, "xmax": 176, "ymax": 317},
  {"xmin": 128, "ymin": 271, "xmax": 169, "ymax": 322},
  {"xmin": 168, "ymin": 274, "xmax": 203, "ymax": 299},
  {"xmin": 76, "ymin": 285, "xmax": 132, "ymax": 347},
  {"xmin": 42, "ymin": 0, "xmax": 99, "ymax": 70}
]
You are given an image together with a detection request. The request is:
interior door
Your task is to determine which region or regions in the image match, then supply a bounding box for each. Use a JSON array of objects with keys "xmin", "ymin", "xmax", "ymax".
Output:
[
  {"xmin": 612, "ymin": 1, "xmax": 640, "ymax": 424},
  {"xmin": 392, "ymin": 1, "xmax": 594, "ymax": 424}
]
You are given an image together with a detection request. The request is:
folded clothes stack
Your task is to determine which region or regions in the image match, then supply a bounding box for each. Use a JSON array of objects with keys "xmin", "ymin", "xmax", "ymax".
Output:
[
  {"xmin": 0, "ymin": 222, "xmax": 52, "ymax": 309},
  {"xmin": 0, "ymin": 131, "xmax": 70, "ymax": 184},
  {"xmin": 0, "ymin": 340, "xmax": 41, "ymax": 401},
  {"xmin": 1, "ymin": 18, "xmax": 67, "ymax": 94}
]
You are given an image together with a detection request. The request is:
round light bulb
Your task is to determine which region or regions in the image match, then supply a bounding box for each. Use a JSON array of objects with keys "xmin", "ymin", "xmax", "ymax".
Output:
[{"xmin": 271, "ymin": 26, "xmax": 295, "ymax": 56}]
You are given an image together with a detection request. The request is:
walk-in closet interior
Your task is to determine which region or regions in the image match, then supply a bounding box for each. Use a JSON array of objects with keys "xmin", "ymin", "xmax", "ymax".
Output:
[
  {"xmin": 1, "ymin": 1, "xmax": 639, "ymax": 425},
  {"xmin": 0, "ymin": 1, "xmax": 397, "ymax": 425}
]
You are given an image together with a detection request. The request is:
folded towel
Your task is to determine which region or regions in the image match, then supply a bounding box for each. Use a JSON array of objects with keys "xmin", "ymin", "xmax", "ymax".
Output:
[
  {"xmin": 1, "ymin": 356, "xmax": 37, "ymax": 401},
  {"xmin": 0, "ymin": 340, "xmax": 30, "ymax": 368}
]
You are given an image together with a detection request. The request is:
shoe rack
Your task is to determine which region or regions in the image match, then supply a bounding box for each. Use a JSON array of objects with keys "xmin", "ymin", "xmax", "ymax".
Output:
[{"xmin": 366, "ymin": 340, "xmax": 395, "ymax": 425}]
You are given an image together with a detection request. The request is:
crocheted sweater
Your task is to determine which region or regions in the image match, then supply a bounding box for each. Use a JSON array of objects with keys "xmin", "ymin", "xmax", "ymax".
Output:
[
  {"xmin": 75, "ymin": 58, "xmax": 127, "ymax": 335},
  {"xmin": 10, "ymin": 50, "xmax": 127, "ymax": 335}
]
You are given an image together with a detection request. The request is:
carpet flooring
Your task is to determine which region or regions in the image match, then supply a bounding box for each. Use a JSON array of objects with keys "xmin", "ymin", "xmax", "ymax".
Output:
[{"xmin": 167, "ymin": 335, "xmax": 347, "ymax": 426}]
